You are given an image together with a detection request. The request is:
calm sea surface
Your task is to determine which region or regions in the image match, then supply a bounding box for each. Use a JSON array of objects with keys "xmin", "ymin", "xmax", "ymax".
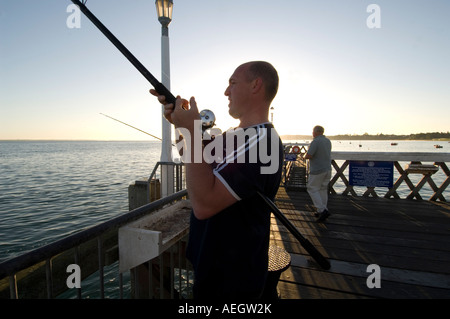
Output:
[
  {"xmin": 0, "ymin": 139, "xmax": 448, "ymax": 297},
  {"xmin": 0, "ymin": 141, "xmax": 161, "ymax": 262}
]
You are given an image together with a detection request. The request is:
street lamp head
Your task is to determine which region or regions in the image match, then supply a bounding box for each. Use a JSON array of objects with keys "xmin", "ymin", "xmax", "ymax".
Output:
[{"xmin": 155, "ymin": 0, "xmax": 173, "ymax": 26}]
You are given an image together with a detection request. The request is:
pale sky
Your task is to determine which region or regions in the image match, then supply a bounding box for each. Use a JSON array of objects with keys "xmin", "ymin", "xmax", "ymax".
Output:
[{"xmin": 1, "ymin": 0, "xmax": 449, "ymax": 141}]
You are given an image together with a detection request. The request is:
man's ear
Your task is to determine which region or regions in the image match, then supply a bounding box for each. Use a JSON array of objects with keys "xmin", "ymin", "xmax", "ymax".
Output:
[{"xmin": 251, "ymin": 77, "xmax": 263, "ymax": 94}]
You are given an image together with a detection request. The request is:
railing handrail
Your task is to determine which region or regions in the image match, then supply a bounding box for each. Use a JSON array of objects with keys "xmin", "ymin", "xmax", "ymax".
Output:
[
  {"xmin": 283, "ymin": 142, "xmax": 450, "ymax": 162},
  {"xmin": 0, "ymin": 189, "xmax": 187, "ymax": 279},
  {"xmin": 331, "ymin": 151, "xmax": 450, "ymax": 162}
]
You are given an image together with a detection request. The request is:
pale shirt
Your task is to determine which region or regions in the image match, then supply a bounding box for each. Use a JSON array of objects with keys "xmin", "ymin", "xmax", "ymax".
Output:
[{"xmin": 307, "ymin": 135, "xmax": 332, "ymax": 175}]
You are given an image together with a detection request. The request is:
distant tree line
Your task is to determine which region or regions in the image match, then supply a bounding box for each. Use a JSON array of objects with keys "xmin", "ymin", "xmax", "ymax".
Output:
[
  {"xmin": 282, "ymin": 132, "xmax": 450, "ymax": 141},
  {"xmin": 329, "ymin": 132, "xmax": 450, "ymax": 140}
]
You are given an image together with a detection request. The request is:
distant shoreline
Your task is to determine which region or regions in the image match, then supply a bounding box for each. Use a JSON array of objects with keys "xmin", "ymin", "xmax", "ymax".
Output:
[{"xmin": 281, "ymin": 132, "xmax": 450, "ymax": 141}]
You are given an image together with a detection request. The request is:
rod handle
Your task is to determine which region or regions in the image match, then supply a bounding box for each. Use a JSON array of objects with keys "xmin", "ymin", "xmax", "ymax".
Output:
[{"xmin": 153, "ymin": 83, "xmax": 177, "ymax": 106}]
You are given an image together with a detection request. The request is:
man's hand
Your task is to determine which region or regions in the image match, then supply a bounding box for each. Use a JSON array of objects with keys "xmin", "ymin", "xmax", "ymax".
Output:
[
  {"xmin": 150, "ymin": 88, "xmax": 175, "ymax": 124},
  {"xmin": 149, "ymin": 89, "xmax": 196, "ymax": 128},
  {"xmin": 172, "ymin": 96, "xmax": 201, "ymax": 131}
]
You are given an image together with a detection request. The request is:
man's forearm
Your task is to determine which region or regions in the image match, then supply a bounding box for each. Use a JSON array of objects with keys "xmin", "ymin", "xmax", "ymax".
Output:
[{"xmin": 182, "ymin": 125, "xmax": 236, "ymax": 220}]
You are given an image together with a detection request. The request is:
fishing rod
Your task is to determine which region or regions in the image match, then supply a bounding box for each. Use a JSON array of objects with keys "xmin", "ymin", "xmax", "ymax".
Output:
[
  {"xmin": 257, "ymin": 192, "xmax": 331, "ymax": 270},
  {"xmin": 70, "ymin": 0, "xmax": 176, "ymax": 105},
  {"xmin": 100, "ymin": 113, "xmax": 163, "ymax": 141}
]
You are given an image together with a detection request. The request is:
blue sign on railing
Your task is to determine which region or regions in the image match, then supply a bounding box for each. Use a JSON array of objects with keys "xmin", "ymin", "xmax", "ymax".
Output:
[
  {"xmin": 285, "ymin": 154, "xmax": 297, "ymax": 161},
  {"xmin": 349, "ymin": 161, "xmax": 394, "ymax": 188}
]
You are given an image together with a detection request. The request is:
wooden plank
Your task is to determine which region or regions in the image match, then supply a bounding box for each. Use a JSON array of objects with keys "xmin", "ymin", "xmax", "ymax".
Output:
[
  {"xmin": 288, "ymin": 254, "xmax": 450, "ymax": 290},
  {"xmin": 273, "ymin": 225, "xmax": 450, "ymax": 262},
  {"xmin": 273, "ymin": 210, "xmax": 450, "ymax": 238},
  {"xmin": 276, "ymin": 192, "xmax": 450, "ymax": 225},
  {"xmin": 277, "ymin": 280, "xmax": 372, "ymax": 299},
  {"xmin": 278, "ymin": 264, "xmax": 450, "ymax": 299},
  {"xmin": 271, "ymin": 213, "xmax": 450, "ymax": 274},
  {"xmin": 272, "ymin": 234, "xmax": 450, "ymax": 275},
  {"xmin": 279, "ymin": 221, "xmax": 450, "ymax": 250},
  {"xmin": 271, "ymin": 187, "xmax": 450, "ymax": 299}
]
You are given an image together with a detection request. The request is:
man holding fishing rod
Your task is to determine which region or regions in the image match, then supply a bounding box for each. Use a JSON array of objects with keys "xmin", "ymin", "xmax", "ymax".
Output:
[
  {"xmin": 150, "ymin": 61, "xmax": 284, "ymax": 299},
  {"xmin": 71, "ymin": 0, "xmax": 328, "ymax": 301}
]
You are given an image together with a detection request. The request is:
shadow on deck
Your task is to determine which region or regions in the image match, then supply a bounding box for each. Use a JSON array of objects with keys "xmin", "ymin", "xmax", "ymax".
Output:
[{"xmin": 271, "ymin": 187, "xmax": 450, "ymax": 299}]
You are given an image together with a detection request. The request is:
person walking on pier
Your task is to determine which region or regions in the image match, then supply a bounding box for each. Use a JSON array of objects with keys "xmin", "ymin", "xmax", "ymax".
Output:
[
  {"xmin": 150, "ymin": 61, "xmax": 283, "ymax": 299},
  {"xmin": 305, "ymin": 125, "xmax": 332, "ymax": 222}
]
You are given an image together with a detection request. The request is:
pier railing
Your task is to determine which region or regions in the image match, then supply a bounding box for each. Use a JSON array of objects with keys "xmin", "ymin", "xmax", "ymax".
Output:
[
  {"xmin": 0, "ymin": 188, "xmax": 190, "ymax": 299},
  {"xmin": 330, "ymin": 152, "xmax": 449, "ymax": 201},
  {"xmin": 147, "ymin": 161, "xmax": 185, "ymax": 201},
  {"xmin": 283, "ymin": 143, "xmax": 449, "ymax": 201},
  {"xmin": 282, "ymin": 143, "xmax": 309, "ymax": 190}
]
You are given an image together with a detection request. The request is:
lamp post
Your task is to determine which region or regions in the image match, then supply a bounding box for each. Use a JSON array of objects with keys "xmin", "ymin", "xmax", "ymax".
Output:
[{"xmin": 156, "ymin": 0, "xmax": 174, "ymax": 197}]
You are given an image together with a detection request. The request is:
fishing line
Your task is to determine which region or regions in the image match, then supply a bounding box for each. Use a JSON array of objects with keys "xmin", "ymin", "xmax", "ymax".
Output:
[{"xmin": 100, "ymin": 113, "xmax": 175, "ymax": 145}]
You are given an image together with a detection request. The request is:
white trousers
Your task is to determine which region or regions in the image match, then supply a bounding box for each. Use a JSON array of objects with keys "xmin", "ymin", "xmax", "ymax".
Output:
[{"xmin": 307, "ymin": 170, "xmax": 331, "ymax": 213}]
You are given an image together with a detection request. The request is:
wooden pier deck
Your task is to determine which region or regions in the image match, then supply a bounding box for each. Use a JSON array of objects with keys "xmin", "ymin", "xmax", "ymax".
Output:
[{"xmin": 270, "ymin": 187, "xmax": 450, "ymax": 299}]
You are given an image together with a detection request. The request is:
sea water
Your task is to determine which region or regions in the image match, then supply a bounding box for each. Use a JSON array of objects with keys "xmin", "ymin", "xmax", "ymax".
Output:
[{"xmin": 0, "ymin": 141, "xmax": 163, "ymax": 262}]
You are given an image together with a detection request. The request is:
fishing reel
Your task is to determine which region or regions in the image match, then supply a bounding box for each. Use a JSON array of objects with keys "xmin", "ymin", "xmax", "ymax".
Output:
[
  {"xmin": 199, "ymin": 109, "xmax": 215, "ymax": 130},
  {"xmin": 199, "ymin": 109, "xmax": 221, "ymax": 139}
]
